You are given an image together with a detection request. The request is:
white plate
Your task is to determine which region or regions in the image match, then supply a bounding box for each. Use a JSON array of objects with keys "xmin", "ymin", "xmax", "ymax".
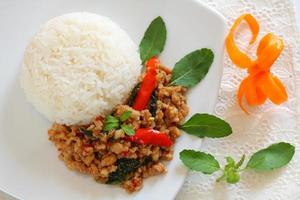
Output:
[{"xmin": 0, "ymin": 0, "xmax": 225, "ymax": 199}]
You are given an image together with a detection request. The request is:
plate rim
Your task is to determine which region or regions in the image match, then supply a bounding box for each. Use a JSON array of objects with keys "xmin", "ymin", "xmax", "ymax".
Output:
[{"xmin": 170, "ymin": 0, "xmax": 226, "ymax": 199}]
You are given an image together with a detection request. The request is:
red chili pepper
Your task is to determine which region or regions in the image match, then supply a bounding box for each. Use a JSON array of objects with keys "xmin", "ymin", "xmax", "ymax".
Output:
[
  {"xmin": 127, "ymin": 128, "xmax": 173, "ymax": 147},
  {"xmin": 132, "ymin": 57, "xmax": 159, "ymax": 111}
]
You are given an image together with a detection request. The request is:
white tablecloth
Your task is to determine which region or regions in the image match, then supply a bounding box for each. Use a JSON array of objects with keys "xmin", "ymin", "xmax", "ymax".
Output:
[
  {"xmin": 1, "ymin": 0, "xmax": 300, "ymax": 200},
  {"xmin": 177, "ymin": 0, "xmax": 300, "ymax": 199}
]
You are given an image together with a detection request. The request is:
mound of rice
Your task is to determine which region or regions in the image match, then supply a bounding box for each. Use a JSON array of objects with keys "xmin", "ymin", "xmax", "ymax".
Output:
[{"xmin": 21, "ymin": 12, "xmax": 142, "ymax": 125}]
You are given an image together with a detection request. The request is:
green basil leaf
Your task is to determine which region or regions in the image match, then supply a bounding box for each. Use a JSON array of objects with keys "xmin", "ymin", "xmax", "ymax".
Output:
[
  {"xmin": 103, "ymin": 115, "xmax": 119, "ymax": 131},
  {"xmin": 120, "ymin": 111, "xmax": 132, "ymax": 122},
  {"xmin": 180, "ymin": 149, "xmax": 220, "ymax": 174},
  {"xmin": 139, "ymin": 16, "xmax": 167, "ymax": 63},
  {"xmin": 107, "ymin": 158, "xmax": 141, "ymax": 184},
  {"xmin": 246, "ymin": 142, "xmax": 295, "ymax": 171},
  {"xmin": 105, "ymin": 115, "xmax": 119, "ymax": 123},
  {"xmin": 180, "ymin": 113, "xmax": 232, "ymax": 138},
  {"xmin": 169, "ymin": 48, "xmax": 214, "ymax": 88},
  {"xmin": 121, "ymin": 124, "xmax": 135, "ymax": 136},
  {"xmin": 103, "ymin": 122, "xmax": 119, "ymax": 132}
]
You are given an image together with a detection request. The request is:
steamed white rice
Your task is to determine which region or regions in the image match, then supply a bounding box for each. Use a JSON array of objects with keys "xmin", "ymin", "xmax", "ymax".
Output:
[{"xmin": 20, "ymin": 12, "xmax": 142, "ymax": 125}]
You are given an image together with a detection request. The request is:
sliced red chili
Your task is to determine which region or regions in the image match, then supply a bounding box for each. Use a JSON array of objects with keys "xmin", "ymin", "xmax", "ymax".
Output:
[
  {"xmin": 127, "ymin": 128, "xmax": 173, "ymax": 148},
  {"xmin": 132, "ymin": 57, "xmax": 159, "ymax": 111}
]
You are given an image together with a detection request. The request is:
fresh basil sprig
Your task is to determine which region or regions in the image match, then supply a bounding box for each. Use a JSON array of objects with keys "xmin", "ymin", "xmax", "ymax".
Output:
[
  {"xmin": 180, "ymin": 113, "xmax": 232, "ymax": 138},
  {"xmin": 216, "ymin": 155, "xmax": 245, "ymax": 184},
  {"xmin": 180, "ymin": 142, "xmax": 295, "ymax": 184},
  {"xmin": 103, "ymin": 111, "xmax": 135, "ymax": 136},
  {"xmin": 169, "ymin": 49, "xmax": 214, "ymax": 88},
  {"xmin": 139, "ymin": 16, "xmax": 167, "ymax": 64},
  {"xmin": 103, "ymin": 115, "xmax": 119, "ymax": 131}
]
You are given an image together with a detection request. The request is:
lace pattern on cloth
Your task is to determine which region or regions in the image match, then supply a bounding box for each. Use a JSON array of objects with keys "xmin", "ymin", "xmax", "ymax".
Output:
[{"xmin": 177, "ymin": 0, "xmax": 300, "ymax": 199}]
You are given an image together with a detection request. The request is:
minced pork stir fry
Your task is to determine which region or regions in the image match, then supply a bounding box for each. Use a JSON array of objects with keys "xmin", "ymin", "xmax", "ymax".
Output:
[{"xmin": 48, "ymin": 62, "xmax": 189, "ymax": 192}]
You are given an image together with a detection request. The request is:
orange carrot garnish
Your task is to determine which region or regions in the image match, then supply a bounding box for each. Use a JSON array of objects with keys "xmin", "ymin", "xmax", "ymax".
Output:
[{"xmin": 226, "ymin": 14, "xmax": 287, "ymax": 113}]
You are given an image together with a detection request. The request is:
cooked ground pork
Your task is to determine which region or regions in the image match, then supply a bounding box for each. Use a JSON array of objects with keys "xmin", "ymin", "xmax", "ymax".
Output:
[{"xmin": 48, "ymin": 66, "xmax": 188, "ymax": 193}]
